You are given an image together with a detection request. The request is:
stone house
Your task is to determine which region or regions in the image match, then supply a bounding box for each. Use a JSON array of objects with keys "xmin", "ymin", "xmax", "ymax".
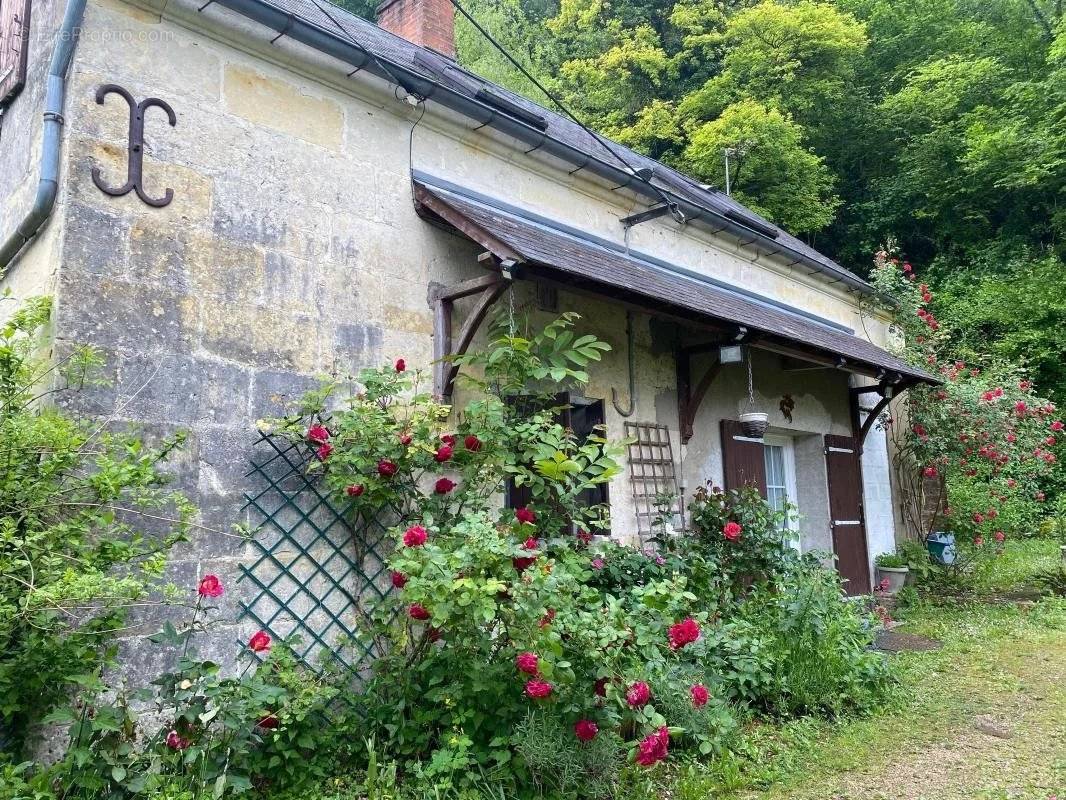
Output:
[{"xmin": 0, "ymin": 0, "xmax": 934, "ymax": 666}]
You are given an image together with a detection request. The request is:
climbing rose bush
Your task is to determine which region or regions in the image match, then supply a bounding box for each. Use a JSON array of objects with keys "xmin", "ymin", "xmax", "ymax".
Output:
[
  {"xmin": 268, "ymin": 314, "xmax": 892, "ymax": 794},
  {"xmin": 869, "ymin": 249, "xmax": 1062, "ymax": 545}
]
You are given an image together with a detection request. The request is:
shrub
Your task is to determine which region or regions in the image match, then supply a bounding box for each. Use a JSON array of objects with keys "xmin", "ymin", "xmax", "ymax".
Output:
[
  {"xmin": 867, "ymin": 249, "xmax": 1062, "ymax": 558},
  {"xmin": 50, "ymin": 576, "xmax": 351, "ymax": 799},
  {"xmin": 0, "ymin": 297, "xmax": 193, "ymax": 753},
  {"xmin": 682, "ymin": 485, "xmax": 796, "ymax": 597}
]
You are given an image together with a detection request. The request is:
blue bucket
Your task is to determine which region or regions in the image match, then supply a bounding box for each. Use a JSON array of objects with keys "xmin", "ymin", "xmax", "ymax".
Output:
[{"xmin": 926, "ymin": 532, "xmax": 956, "ymax": 565}]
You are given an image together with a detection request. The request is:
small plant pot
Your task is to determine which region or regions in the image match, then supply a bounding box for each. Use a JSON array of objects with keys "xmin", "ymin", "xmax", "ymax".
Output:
[
  {"xmin": 875, "ymin": 566, "xmax": 909, "ymax": 595},
  {"xmin": 738, "ymin": 411, "xmax": 769, "ymax": 439}
]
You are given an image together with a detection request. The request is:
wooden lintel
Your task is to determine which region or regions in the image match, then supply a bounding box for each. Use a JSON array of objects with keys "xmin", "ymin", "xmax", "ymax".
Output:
[
  {"xmin": 678, "ymin": 351, "xmax": 723, "ymax": 445},
  {"xmin": 433, "ymin": 277, "xmax": 509, "ymax": 401}
]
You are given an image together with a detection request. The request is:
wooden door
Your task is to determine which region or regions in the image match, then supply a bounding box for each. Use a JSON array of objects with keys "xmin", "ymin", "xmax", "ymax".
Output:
[
  {"xmin": 824, "ymin": 434, "xmax": 871, "ymax": 595},
  {"xmin": 720, "ymin": 420, "xmax": 768, "ymax": 496}
]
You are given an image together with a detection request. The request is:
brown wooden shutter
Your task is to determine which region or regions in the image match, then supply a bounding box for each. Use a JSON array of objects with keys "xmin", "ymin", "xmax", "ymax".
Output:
[
  {"xmin": 720, "ymin": 420, "xmax": 767, "ymax": 497},
  {"xmin": 0, "ymin": 0, "xmax": 30, "ymax": 109},
  {"xmin": 824, "ymin": 434, "xmax": 871, "ymax": 595}
]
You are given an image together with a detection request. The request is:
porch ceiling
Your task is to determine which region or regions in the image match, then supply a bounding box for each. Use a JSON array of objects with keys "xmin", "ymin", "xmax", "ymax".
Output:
[{"xmin": 412, "ymin": 174, "xmax": 937, "ymax": 386}]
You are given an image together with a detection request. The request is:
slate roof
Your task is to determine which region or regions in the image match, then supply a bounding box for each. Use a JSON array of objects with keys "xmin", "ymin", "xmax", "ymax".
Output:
[
  {"xmin": 215, "ymin": 0, "xmax": 872, "ymax": 292},
  {"xmin": 414, "ymin": 175, "xmax": 936, "ymax": 384}
]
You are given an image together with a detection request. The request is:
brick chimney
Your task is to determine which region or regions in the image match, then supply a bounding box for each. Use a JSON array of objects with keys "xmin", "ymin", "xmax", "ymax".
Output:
[{"xmin": 376, "ymin": 0, "xmax": 455, "ymax": 59}]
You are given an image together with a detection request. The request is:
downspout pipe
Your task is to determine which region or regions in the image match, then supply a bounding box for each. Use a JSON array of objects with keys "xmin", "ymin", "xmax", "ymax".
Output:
[
  {"xmin": 0, "ymin": 0, "xmax": 88, "ymax": 274},
  {"xmin": 202, "ymin": 0, "xmax": 875, "ymax": 295}
]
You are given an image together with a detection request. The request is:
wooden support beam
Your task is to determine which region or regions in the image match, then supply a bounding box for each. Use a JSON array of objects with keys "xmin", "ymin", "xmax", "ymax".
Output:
[
  {"xmin": 678, "ymin": 352, "xmax": 723, "ymax": 445},
  {"xmin": 850, "ymin": 378, "xmax": 918, "ymax": 452},
  {"xmin": 433, "ymin": 275, "xmax": 509, "ymax": 401}
]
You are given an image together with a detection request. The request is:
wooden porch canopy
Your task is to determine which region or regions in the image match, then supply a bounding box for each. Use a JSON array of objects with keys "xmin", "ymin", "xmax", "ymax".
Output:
[{"xmin": 414, "ymin": 174, "xmax": 937, "ymax": 432}]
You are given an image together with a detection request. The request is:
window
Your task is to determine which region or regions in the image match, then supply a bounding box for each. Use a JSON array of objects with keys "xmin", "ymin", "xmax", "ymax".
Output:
[
  {"xmin": 0, "ymin": 0, "xmax": 30, "ymax": 110},
  {"xmin": 505, "ymin": 394, "xmax": 609, "ymax": 515},
  {"xmin": 762, "ymin": 435, "xmax": 799, "ymax": 549}
]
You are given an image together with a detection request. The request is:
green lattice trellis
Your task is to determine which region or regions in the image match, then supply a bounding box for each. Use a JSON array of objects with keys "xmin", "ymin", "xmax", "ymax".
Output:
[{"xmin": 240, "ymin": 431, "xmax": 394, "ymax": 670}]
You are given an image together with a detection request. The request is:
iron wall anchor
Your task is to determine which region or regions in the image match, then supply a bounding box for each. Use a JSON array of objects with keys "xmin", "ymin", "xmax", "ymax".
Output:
[{"xmin": 91, "ymin": 84, "xmax": 176, "ymax": 207}]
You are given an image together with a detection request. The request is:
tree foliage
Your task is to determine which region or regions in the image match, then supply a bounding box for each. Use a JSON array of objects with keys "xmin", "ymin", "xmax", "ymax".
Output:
[{"xmin": 0, "ymin": 296, "xmax": 192, "ymax": 753}]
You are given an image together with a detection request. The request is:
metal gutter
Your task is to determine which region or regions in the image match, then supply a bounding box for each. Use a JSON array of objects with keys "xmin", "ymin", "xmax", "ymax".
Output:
[
  {"xmin": 199, "ymin": 0, "xmax": 875, "ymax": 295},
  {"xmin": 0, "ymin": 0, "xmax": 89, "ymax": 273}
]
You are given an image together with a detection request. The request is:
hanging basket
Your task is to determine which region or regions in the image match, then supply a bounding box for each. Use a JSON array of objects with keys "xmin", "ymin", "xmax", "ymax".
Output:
[{"xmin": 739, "ymin": 411, "xmax": 769, "ymax": 439}]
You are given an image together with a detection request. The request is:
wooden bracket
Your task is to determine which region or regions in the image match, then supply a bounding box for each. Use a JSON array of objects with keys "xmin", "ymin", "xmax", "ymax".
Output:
[
  {"xmin": 849, "ymin": 376, "xmax": 914, "ymax": 452},
  {"xmin": 678, "ymin": 352, "xmax": 723, "ymax": 445},
  {"xmin": 431, "ymin": 273, "xmax": 510, "ymax": 401}
]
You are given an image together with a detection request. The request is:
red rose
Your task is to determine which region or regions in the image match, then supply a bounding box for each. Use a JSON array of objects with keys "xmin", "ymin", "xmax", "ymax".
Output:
[
  {"xmin": 574, "ymin": 719, "xmax": 599, "ymax": 742},
  {"xmin": 690, "ymin": 684, "xmax": 709, "ymax": 708},
  {"xmin": 403, "ymin": 525, "xmax": 428, "ymax": 547},
  {"xmin": 441, "ymin": 434, "xmax": 457, "ymax": 446},
  {"xmin": 197, "ymin": 574, "xmax": 223, "ymax": 598},
  {"xmin": 626, "ymin": 681, "xmax": 651, "ymax": 708},
  {"xmin": 923, "ymin": 466, "xmax": 938, "ymax": 478},
  {"xmin": 515, "ymin": 507, "xmax": 536, "ymax": 525},
  {"xmin": 973, "ymin": 513, "xmax": 984, "ymax": 524},
  {"xmin": 306, "ymin": 424, "xmax": 330, "ymax": 445},
  {"xmin": 973, "ymin": 536, "xmax": 984, "ymax": 547},
  {"xmin": 515, "ymin": 652, "xmax": 539, "ymax": 675},
  {"xmin": 594, "ymin": 677, "xmax": 608, "ymax": 697},
  {"xmin": 1051, "ymin": 420, "xmax": 1064, "ymax": 432},
  {"xmin": 400, "ymin": 433, "xmax": 413, "ymax": 446},
  {"xmin": 1019, "ymin": 380, "xmax": 1031, "ymax": 390},
  {"xmin": 409, "ymin": 603, "xmax": 430, "ymax": 620},
  {"xmin": 994, "ymin": 531, "xmax": 1005, "ymax": 543},
  {"xmin": 1015, "ymin": 401, "xmax": 1028, "ymax": 415},
  {"xmin": 635, "ymin": 727, "xmax": 670, "ymax": 767},
  {"xmin": 464, "ymin": 434, "xmax": 482, "ymax": 452},
  {"xmin": 1036, "ymin": 491, "xmax": 1045, "ymax": 501},
  {"xmin": 165, "ymin": 730, "xmax": 190, "ymax": 750},
  {"xmin": 434, "ymin": 445, "xmax": 453, "ymax": 463},
  {"xmin": 524, "ymin": 679, "xmax": 552, "ymax": 699},
  {"xmin": 249, "ymin": 631, "xmax": 271, "ymax": 653},
  {"xmin": 539, "ymin": 608, "xmax": 556, "ymax": 628},
  {"xmin": 316, "ymin": 443, "xmax": 333, "ymax": 461},
  {"xmin": 395, "ymin": 358, "xmax": 406, "ymax": 373},
  {"xmin": 722, "ymin": 521, "xmax": 742, "ymax": 541},
  {"xmin": 576, "ymin": 529, "xmax": 593, "ymax": 547},
  {"xmin": 377, "ymin": 459, "xmax": 398, "ymax": 477},
  {"xmin": 513, "ymin": 536, "xmax": 539, "ymax": 571},
  {"xmin": 668, "ymin": 618, "xmax": 701, "ymax": 650},
  {"xmin": 434, "ymin": 477, "xmax": 456, "ymax": 494},
  {"xmin": 257, "ymin": 714, "xmax": 280, "ymax": 730},
  {"xmin": 390, "ymin": 571, "xmax": 408, "ymax": 589},
  {"xmin": 345, "ymin": 484, "xmax": 365, "ymax": 497}
]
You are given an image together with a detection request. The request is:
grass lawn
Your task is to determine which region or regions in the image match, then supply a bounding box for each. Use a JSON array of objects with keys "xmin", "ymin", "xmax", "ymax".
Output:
[{"xmin": 647, "ymin": 539, "xmax": 1066, "ymax": 800}]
